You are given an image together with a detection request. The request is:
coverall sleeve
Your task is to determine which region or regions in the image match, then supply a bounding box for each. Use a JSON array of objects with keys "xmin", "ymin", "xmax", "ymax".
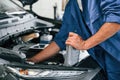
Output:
[
  {"xmin": 98, "ymin": 0, "xmax": 120, "ymax": 62},
  {"xmin": 53, "ymin": 0, "xmax": 78, "ymax": 50},
  {"xmin": 54, "ymin": 0, "xmax": 85, "ymax": 50},
  {"xmin": 101, "ymin": 0, "xmax": 120, "ymax": 23}
]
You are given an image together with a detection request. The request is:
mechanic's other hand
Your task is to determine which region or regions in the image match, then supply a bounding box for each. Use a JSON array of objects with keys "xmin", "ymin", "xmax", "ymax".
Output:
[
  {"xmin": 65, "ymin": 32, "xmax": 85, "ymax": 50},
  {"xmin": 27, "ymin": 57, "xmax": 38, "ymax": 63}
]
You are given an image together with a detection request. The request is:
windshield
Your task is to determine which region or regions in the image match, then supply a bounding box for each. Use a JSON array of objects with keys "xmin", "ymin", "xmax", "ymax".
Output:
[{"xmin": 0, "ymin": 0, "xmax": 24, "ymax": 13}]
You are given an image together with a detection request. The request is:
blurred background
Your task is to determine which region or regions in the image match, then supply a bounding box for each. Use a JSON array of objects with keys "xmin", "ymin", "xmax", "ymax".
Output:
[{"xmin": 13, "ymin": 0, "xmax": 68, "ymax": 20}]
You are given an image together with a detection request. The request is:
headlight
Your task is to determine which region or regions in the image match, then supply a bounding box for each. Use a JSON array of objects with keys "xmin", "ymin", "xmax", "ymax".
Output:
[{"xmin": 6, "ymin": 66, "xmax": 87, "ymax": 79}]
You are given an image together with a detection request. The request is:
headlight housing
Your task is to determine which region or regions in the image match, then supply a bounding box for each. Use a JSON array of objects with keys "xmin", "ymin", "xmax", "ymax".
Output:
[{"xmin": 5, "ymin": 66, "xmax": 89, "ymax": 80}]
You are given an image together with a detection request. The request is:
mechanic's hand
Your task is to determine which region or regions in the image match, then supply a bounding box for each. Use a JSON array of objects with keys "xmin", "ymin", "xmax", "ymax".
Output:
[
  {"xmin": 65, "ymin": 32, "xmax": 86, "ymax": 50},
  {"xmin": 26, "ymin": 57, "xmax": 38, "ymax": 64}
]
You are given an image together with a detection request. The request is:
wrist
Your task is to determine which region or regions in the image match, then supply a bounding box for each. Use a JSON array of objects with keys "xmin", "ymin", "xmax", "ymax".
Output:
[{"xmin": 81, "ymin": 41, "xmax": 90, "ymax": 50}]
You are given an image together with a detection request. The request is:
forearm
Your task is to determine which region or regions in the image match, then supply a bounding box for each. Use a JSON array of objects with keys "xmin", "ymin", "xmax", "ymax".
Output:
[
  {"xmin": 84, "ymin": 22, "xmax": 120, "ymax": 49},
  {"xmin": 28, "ymin": 41, "xmax": 60, "ymax": 63}
]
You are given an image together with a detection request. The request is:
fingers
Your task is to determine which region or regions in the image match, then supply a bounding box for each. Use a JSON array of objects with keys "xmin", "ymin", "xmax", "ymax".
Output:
[
  {"xmin": 66, "ymin": 32, "xmax": 79, "ymax": 46},
  {"xmin": 65, "ymin": 32, "xmax": 85, "ymax": 50},
  {"xmin": 68, "ymin": 32, "xmax": 78, "ymax": 37},
  {"xmin": 26, "ymin": 57, "xmax": 38, "ymax": 63}
]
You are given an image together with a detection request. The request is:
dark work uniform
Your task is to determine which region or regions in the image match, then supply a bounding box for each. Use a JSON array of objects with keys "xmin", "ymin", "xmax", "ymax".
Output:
[{"xmin": 54, "ymin": 0, "xmax": 120, "ymax": 80}]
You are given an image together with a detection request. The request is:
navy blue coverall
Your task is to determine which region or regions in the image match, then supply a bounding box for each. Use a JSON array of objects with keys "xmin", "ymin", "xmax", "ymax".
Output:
[{"xmin": 54, "ymin": 0, "xmax": 120, "ymax": 80}]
